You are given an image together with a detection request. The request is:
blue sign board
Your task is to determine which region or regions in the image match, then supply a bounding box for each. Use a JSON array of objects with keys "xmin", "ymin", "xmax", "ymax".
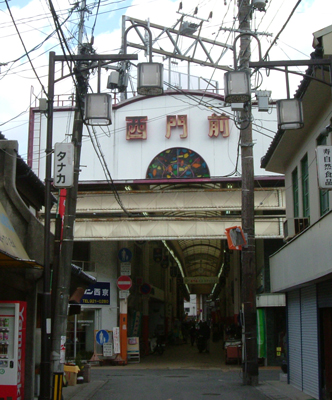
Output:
[
  {"xmin": 81, "ymin": 282, "xmax": 110, "ymax": 305},
  {"xmin": 96, "ymin": 330, "xmax": 109, "ymax": 345},
  {"xmin": 118, "ymin": 247, "xmax": 132, "ymax": 262}
]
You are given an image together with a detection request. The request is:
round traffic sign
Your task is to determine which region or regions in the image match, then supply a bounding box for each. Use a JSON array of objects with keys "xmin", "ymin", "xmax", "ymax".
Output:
[
  {"xmin": 117, "ymin": 275, "xmax": 132, "ymax": 291},
  {"xmin": 140, "ymin": 283, "xmax": 152, "ymax": 295},
  {"xmin": 96, "ymin": 329, "xmax": 109, "ymax": 345},
  {"xmin": 118, "ymin": 248, "xmax": 132, "ymax": 262}
]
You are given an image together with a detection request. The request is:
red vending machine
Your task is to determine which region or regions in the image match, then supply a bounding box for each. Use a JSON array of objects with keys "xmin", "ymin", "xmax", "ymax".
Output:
[{"xmin": 0, "ymin": 301, "xmax": 27, "ymax": 400}]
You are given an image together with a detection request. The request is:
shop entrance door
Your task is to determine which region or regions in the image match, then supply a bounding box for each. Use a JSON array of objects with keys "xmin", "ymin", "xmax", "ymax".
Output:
[{"xmin": 66, "ymin": 309, "xmax": 95, "ymax": 362}]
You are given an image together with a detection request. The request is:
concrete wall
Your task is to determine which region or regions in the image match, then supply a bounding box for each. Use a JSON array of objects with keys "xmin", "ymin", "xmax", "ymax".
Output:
[{"xmin": 270, "ymin": 211, "xmax": 332, "ymax": 292}]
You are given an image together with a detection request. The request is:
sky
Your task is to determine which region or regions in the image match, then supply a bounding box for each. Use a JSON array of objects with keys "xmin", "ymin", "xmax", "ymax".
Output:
[{"xmin": 0, "ymin": 0, "xmax": 332, "ymax": 160}]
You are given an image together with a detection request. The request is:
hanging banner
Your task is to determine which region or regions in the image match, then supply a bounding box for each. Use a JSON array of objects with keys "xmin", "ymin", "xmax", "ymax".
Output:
[{"xmin": 257, "ymin": 309, "xmax": 266, "ymax": 358}]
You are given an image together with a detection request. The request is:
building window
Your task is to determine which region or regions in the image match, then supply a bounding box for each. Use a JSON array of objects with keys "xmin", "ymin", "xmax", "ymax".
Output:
[
  {"xmin": 292, "ymin": 168, "xmax": 299, "ymax": 218},
  {"xmin": 301, "ymin": 154, "xmax": 310, "ymax": 217},
  {"xmin": 317, "ymin": 134, "xmax": 330, "ymax": 216}
]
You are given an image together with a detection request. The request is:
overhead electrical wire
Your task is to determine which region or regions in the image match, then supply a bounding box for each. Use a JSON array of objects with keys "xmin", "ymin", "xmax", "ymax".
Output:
[{"xmin": 4, "ymin": 0, "xmax": 48, "ymax": 97}]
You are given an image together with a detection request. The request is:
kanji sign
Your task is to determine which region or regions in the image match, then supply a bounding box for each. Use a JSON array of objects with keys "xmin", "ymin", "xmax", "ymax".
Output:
[
  {"xmin": 117, "ymin": 275, "xmax": 132, "ymax": 291},
  {"xmin": 316, "ymin": 146, "xmax": 332, "ymax": 189},
  {"xmin": 53, "ymin": 142, "xmax": 74, "ymax": 188},
  {"xmin": 81, "ymin": 282, "xmax": 110, "ymax": 304}
]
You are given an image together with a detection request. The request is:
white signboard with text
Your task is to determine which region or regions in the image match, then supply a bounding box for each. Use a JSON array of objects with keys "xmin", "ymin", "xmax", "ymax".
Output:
[
  {"xmin": 113, "ymin": 327, "xmax": 120, "ymax": 354},
  {"xmin": 316, "ymin": 146, "xmax": 332, "ymax": 189},
  {"xmin": 53, "ymin": 142, "xmax": 74, "ymax": 188}
]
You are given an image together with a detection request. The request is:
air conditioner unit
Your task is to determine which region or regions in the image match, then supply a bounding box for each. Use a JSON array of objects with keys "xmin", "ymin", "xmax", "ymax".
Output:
[
  {"xmin": 294, "ymin": 217, "xmax": 309, "ymax": 235},
  {"xmin": 283, "ymin": 219, "xmax": 294, "ymax": 241}
]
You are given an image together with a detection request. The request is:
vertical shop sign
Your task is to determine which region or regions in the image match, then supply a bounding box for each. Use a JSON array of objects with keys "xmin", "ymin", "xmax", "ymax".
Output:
[
  {"xmin": 113, "ymin": 327, "xmax": 120, "ymax": 354},
  {"xmin": 53, "ymin": 142, "xmax": 74, "ymax": 188},
  {"xmin": 316, "ymin": 146, "xmax": 332, "ymax": 189}
]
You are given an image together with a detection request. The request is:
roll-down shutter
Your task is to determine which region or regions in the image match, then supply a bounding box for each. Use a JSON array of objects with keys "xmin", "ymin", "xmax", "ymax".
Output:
[
  {"xmin": 301, "ymin": 286, "xmax": 319, "ymax": 399},
  {"xmin": 288, "ymin": 290, "xmax": 302, "ymax": 390}
]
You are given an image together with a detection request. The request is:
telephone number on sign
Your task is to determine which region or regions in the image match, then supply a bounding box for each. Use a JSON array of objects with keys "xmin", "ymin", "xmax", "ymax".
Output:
[{"xmin": 82, "ymin": 299, "xmax": 110, "ymax": 304}]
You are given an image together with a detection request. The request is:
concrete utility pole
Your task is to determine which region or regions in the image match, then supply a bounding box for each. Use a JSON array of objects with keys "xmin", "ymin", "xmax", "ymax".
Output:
[
  {"xmin": 238, "ymin": 0, "xmax": 259, "ymax": 385},
  {"xmin": 51, "ymin": 1, "xmax": 90, "ymax": 377}
]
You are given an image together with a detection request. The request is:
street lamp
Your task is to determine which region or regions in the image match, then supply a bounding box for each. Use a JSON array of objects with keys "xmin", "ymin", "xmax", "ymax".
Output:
[
  {"xmin": 84, "ymin": 93, "xmax": 112, "ymax": 126},
  {"xmin": 123, "ymin": 23, "xmax": 164, "ymax": 95},
  {"xmin": 276, "ymin": 98, "xmax": 304, "ymax": 130},
  {"xmin": 224, "ymin": 70, "xmax": 251, "ymax": 104}
]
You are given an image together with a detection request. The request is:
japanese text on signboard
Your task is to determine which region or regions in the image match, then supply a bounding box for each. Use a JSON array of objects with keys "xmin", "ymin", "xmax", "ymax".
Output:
[
  {"xmin": 316, "ymin": 146, "xmax": 332, "ymax": 189},
  {"xmin": 53, "ymin": 142, "xmax": 74, "ymax": 188},
  {"xmin": 81, "ymin": 282, "xmax": 110, "ymax": 305}
]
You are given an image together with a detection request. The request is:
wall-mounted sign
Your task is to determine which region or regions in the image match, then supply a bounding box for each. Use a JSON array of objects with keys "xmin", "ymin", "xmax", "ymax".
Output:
[
  {"xmin": 316, "ymin": 146, "xmax": 332, "ymax": 189},
  {"xmin": 53, "ymin": 142, "xmax": 74, "ymax": 188},
  {"xmin": 81, "ymin": 282, "xmax": 110, "ymax": 305}
]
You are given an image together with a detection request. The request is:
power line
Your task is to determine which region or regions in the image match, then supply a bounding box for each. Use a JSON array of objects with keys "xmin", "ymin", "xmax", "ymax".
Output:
[{"xmin": 4, "ymin": 0, "xmax": 48, "ymax": 97}]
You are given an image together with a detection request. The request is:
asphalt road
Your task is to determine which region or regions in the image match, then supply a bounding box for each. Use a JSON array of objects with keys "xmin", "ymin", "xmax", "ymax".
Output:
[{"xmin": 69, "ymin": 368, "xmax": 295, "ymax": 400}]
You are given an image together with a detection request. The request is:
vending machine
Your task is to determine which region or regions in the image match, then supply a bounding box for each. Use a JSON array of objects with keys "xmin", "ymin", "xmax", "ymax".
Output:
[{"xmin": 0, "ymin": 301, "xmax": 27, "ymax": 400}]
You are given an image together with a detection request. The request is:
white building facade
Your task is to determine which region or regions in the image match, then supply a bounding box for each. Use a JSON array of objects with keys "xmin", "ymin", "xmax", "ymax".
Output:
[
  {"xmin": 262, "ymin": 26, "xmax": 332, "ymax": 400},
  {"xmin": 29, "ymin": 90, "xmax": 286, "ymax": 364}
]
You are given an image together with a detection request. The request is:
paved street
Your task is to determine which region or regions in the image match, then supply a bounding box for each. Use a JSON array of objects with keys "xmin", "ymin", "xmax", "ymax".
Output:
[
  {"xmin": 63, "ymin": 368, "xmax": 314, "ymax": 400},
  {"xmin": 61, "ymin": 340, "xmax": 314, "ymax": 400}
]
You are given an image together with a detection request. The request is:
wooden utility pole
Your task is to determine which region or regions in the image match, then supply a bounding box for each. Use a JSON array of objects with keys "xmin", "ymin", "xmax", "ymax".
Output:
[{"xmin": 238, "ymin": 0, "xmax": 259, "ymax": 385}]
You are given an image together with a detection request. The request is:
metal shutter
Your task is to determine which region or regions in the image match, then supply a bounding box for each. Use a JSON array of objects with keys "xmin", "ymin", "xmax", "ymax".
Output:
[
  {"xmin": 301, "ymin": 285, "xmax": 319, "ymax": 399},
  {"xmin": 288, "ymin": 290, "xmax": 302, "ymax": 390}
]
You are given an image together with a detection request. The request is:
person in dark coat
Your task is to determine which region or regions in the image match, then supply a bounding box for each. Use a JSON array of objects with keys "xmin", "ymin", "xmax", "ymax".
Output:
[{"xmin": 199, "ymin": 321, "xmax": 211, "ymax": 353}]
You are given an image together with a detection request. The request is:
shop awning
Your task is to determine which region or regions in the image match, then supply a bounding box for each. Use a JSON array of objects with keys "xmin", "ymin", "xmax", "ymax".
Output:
[
  {"xmin": 0, "ymin": 249, "xmax": 43, "ymax": 269},
  {"xmin": 0, "ymin": 202, "xmax": 43, "ymax": 269}
]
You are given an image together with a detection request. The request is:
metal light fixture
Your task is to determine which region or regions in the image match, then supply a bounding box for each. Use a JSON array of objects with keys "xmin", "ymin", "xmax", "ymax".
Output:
[
  {"xmin": 276, "ymin": 98, "xmax": 304, "ymax": 130},
  {"xmin": 124, "ymin": 24, "xmax": 164, "ymax": 96},
  {"xmin": 224, "ymin": 70, "xmax": 251, "ymax": 103},
  {"xmin": 84, "ymin": 93, "xmax": 112, "ymax": 126},
  {"xmin": 137, "ymin": 62, "xmax": 163, "ymax": 95}
]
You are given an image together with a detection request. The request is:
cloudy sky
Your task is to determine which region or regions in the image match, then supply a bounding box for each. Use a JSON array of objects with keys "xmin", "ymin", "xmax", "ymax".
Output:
[{"xmin": 1, "ymin": 0, "xmax": 331, "ymax": 160}]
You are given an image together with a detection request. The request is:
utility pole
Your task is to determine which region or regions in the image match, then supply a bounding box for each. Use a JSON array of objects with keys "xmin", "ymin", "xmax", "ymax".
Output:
[
  {"xmin": 51, "ymin": 0, "xmax": 90, "ymax": 377},
  {"xmin": 238, "ymin": 0, "xmax": 259, "ymax": 385}
]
